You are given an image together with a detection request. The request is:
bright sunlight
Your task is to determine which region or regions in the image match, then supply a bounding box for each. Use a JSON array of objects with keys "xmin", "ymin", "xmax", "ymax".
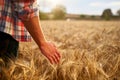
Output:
[
  {"xmin": 48, "ymin": 0, "xmax": 62, "ymax": 6},
  {"xmin": 37, "ymin": 0, "xmax": 62, "ymax": 6}
]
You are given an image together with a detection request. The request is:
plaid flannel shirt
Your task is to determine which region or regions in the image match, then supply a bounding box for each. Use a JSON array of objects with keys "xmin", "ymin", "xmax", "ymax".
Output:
[{"xmin": 0, "ymin": 0, "xmax": 38, "ymax": 41}]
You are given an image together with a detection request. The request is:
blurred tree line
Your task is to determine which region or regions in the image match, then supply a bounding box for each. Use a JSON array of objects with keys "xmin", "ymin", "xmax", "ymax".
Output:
[
  {"xmin": 39, "ymin": 5, "xmax": 120, "ymax": 20},
  {"xmin": 39, "ymin": 5, "xmax": 66, "ymax": 20},
  {"xmin": 101, "ymin": 9, "xmax": 113, "ymax": 20},
  {"xmin": 79, "ymin": 8, "xmax": 120, "ymax": 20},
  {"xmin": 101, "ymin": 9, "xmax": 120, "ymax": 20}
]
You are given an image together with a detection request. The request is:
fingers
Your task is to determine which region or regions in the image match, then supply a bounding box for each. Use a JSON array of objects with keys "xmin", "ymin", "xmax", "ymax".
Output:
[
  {"xmin": 54, "ymin": 52, "xmax": 60, "ymax": 63},
  {"xmin": 51, "ymin": 43, "xmax": 61, "ymax": 58},
  {"xmin": 42, "ymin": 42, "xmax": 61, "ymax": 64},
  {"xmin": 48, "ymin": 56, "xmax": 54, "ymax": 64},
  {"xmin": 51, "ymin": 55, "xmax": 58, "ymax": 64},
  {"xmin": 50, "ymin": 52, "xmax": 60, "ymax": 64},
  {"xmin": 49, "ymin": 42, "xmax": 61, "ymax": 64},
  {"xmin": 55, "ymin": 49, "xmax": 61, "ymax": 59},
  {"xmin": 53, "ymin": 48, "xmax": 61, "ymax": 64},
  {"xmin": 47, "ymin": 51, "xmax": 60, "ymax": 64}
]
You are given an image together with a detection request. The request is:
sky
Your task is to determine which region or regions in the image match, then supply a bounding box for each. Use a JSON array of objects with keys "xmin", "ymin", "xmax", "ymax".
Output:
[{"xmin": 37, "ymin": 0, "xmax": 120, "ymax": 15}]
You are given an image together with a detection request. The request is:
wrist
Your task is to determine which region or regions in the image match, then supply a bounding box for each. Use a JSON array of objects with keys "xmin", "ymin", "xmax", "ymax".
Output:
[{"xmin": 39, "ymin": 39, "xmax": 47, "ymax": 47}]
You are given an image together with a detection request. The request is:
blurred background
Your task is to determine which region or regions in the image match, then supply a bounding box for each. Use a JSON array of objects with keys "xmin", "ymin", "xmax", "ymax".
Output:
[{"xmin": 37, "ymin": 0, "xmax": 120, "ymax": 20}]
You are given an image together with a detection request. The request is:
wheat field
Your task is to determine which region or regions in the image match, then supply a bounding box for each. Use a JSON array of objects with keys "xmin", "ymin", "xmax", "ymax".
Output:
[{"xmin": 1, "ymin": 20, "xmax": 120, "ymax": 80}]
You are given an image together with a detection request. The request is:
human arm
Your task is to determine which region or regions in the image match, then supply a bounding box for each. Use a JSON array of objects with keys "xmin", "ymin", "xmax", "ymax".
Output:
[
  {"xmin": 23, "ymin": 16, "xmax": 61, "ymax": 64},
  {"xmin": 11, "ymin": 0, "xmax": 61, "ymax": 64}
]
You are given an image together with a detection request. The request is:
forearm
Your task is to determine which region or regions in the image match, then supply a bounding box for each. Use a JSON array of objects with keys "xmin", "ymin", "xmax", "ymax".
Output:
[
  {"xmin": 22, "ymin": 16, "xmax": 61, "ymax": 64},
  {"xmin": 13, "ymin": 0, "xmax": 61, "ymax": 64},
  {"xmin": 23, "ymin": 16, "xmax": 46, "ymax": 47}
]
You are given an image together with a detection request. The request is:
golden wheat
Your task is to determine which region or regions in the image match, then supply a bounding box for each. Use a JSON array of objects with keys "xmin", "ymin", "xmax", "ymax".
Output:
[{"xmin": 2, "ymin": 20, "xmax": 120, "ymax": 80}]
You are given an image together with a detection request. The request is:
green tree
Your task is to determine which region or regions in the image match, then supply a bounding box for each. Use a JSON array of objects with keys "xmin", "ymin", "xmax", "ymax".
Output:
[
  {"xmin": 91, "ymin": 15, "xmax": 95, "ymax": 19},
  {"xmin": 39, "ymin": 11, "xmax": 49, "ymax": 20},
  {"xmin": 101, "ymin": 9, "xmax": 113, "ymax": 20},
  {"xmin": 80, "ymin": 14, "xmax": 85, "ymax": 18},
  {"xmin": 51, "ymin": 5, "xmax": 66, "ymax": 20},
  {"xmin": 117, "ymin": 9, "xmax": 120, "ymax": 16}
]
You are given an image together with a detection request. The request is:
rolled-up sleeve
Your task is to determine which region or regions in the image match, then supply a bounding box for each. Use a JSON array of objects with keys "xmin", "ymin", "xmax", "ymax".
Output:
[{"xmin": 11, "ymin": 0, "xmax": 38, "ymax": 21}]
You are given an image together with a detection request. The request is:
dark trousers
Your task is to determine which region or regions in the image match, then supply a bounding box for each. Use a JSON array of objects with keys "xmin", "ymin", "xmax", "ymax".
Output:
[{"xmin": 0, "ymin": 31, "xmax": 19, "ymax": 66}]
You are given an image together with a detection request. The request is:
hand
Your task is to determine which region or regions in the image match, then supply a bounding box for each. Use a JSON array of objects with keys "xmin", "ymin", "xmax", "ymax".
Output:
[{"xmin": 39, "ymin": 41, "xmax": 61, "ymax": 64}]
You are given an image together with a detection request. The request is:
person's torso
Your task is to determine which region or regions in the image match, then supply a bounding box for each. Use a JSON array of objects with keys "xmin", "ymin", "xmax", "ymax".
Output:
[{"xmin": 0, "ymin": 0, "xmax": 31, "ymax": 41}]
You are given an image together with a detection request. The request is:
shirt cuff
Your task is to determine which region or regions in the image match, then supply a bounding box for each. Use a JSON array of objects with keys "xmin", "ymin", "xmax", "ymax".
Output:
[
  {"xmin": 18, "ymin": 7, "xmax": 38, "ymax": 21},
  {"xmin": 13, "ymin": 0, "xmax": 38, "ymax": 21}
]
